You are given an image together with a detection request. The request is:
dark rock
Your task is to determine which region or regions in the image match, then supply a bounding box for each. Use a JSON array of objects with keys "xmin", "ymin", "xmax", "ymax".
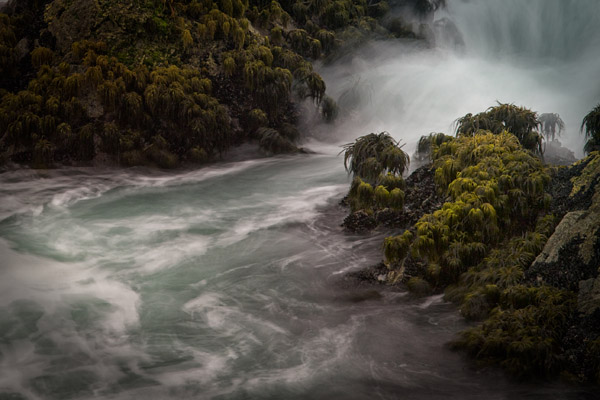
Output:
[
  {"xmin": 544, "ymin": 139, "xmax": 577, "ymax": 166},
  {"xmin": 345, "ymin": 262, "xmax": 389, "ymax": 285},
  {"xmin": 578, "ymin": 278, "xmax": 600, "ymax": 316},
  {"xmin": 549, "ymin": 155, "xmax": 600, "ymax": 218},
  {"xmin": 342, "ymin": 210, "xmax": 377, "ymax": 232},
  {"xmin": 342, "ymin": 164, "xmax": 444, "ymax": 232},
  {"xmin": 526, "ymin": 232, "xmax": 599, "ymax": 291},
  {"xmin": 14, "ymin": 38, "xmax": 29, "ymax": 62},
  {"xmin": 402, "ymin": 164, "xmax": 444, "ymax": 225}
]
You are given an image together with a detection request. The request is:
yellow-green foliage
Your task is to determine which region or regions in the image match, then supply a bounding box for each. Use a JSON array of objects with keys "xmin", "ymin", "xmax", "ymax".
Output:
[
  {"xmin": 397, "ymin": 132, "xmax": 550, "ymax": 283},
  {"xmin": 243, "ymin": 58, "xmax": 292, "ymax": 115},
  {"xmin": 0, "ymin": 13, "xmax": 17, "ymax": 77},
  {"xmin": 365, "ymin": 124, "xmax": 573, "ymax": 379},
  {"xmin": 1, "ymin": 0, "xmax": 394, "ymax": 166},
  {"xmin": 570, "ymin": 151, "xmax": 600, "ymax": 197},
  {"xmin": 356, "ymin": 180, "xmax": 374, "ymax": 211},
  {"xmin": 182, "ymin": 29, "xmax": 194, "ymax": 49},
  {"xmin": 342, "ymin": 132, "xmax": 409, "ymax": 180},
  {"xmin": 454, "ymin": 285, "xmax": 575, "ymax": 378},
  {"xmin": 374, "ymin": 185, "xmax": 390, "ymax": 208},
  {"xmin": 256, "ymin": 126, "xmax": 296, "ymax": 153},
  {"xmin": 389, "ymin": 188, "xmax": 404, "ymax": 211},
  {"xmin": 31, "ymin": 47, "xmax": 54, "ymax": 69},
  {"xmin": 223, "ymin": 56, "xmax": 236, "ymax": 77},
  {"xmin": 455, "ymin": 103, "xmax": 543, "ymax": 155},
  {"xmin": 0, "ymin": 41, "xmax": 233, "ymax": 166},
  {"xmin": 342, "ymin": 132, "xmax": 409, "ymax": 212},
  {"xmin": 384, "ymin": 230, "xmax": 413, "ymax": 264}
]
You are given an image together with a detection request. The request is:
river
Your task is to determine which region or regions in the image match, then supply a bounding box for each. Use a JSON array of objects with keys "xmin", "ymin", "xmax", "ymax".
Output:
[{"xmin": 1, "ymin": 0, "xmax": 600, "ymax": 399}]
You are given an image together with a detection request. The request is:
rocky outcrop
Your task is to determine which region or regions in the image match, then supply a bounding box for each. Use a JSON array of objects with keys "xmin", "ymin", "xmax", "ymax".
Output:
[
  {"xmin": 527, "ymin": 210, "xmax": 600, "ymax": 291},
  {"xmin": 544, "ymin": 139, "xmax": 577, "ymax": 166},
  {"xmin": 342, "ymin": 165, "xmax": 443, "ymax": 232},
  {"xmin": 529, "ymin": 154, "xmax": 600, "ymax": 301}
]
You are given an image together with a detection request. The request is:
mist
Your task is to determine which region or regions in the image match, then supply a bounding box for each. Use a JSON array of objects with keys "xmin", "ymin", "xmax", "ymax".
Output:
[{"xmin": 314, "ymin": 0, "xmax": 600, "ymax": 158}]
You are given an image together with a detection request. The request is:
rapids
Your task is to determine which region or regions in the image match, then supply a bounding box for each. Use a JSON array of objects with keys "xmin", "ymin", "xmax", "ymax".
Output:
[
  {"xmin": 2, "ymin": 0, "xmax": 600, "ymax": 398},
  {"xmin": 0, "ymin": 153, "xmax": 595, "ymax": 399}
]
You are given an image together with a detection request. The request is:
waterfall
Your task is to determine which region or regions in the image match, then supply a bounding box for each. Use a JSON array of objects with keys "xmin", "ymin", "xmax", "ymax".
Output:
[{"xmin": 318, "ymin": 0, "xmax": 600, "ymax": 158}]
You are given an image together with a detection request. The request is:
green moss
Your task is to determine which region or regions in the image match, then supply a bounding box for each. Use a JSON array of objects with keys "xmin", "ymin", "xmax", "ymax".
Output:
[{"xmin": 570, "ymin": 152, "xmax": 600, "ymax": 197}]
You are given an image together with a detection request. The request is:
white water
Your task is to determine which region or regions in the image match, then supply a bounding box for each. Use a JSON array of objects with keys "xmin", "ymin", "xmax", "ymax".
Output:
[
  {"xmin": 1, "ymin": 1, "xmax": 600, "ymax": 399},
  {"xmin": 317, "ymin": 0, "xmax": 600, "ymax": 158},
  {"xmin": 0, "ymin": 156, "xmax": 593, "ymax": 399}
]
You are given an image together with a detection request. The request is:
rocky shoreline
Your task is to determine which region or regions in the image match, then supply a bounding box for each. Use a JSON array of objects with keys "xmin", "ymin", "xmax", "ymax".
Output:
[{"xmin": 342, "ymin": 145, "xmax": 600, "ymax": 382}]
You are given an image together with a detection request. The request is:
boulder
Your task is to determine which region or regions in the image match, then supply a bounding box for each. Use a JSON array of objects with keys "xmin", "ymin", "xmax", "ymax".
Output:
[{"xmin": 528, "ymin": 154, "xmax": 600, "ymax": 291}]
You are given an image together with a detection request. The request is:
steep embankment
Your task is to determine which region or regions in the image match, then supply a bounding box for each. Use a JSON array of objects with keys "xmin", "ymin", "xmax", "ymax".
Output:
[{"xmin": 0, "ymin": 0, "xmax": 434, "ymax": 168}]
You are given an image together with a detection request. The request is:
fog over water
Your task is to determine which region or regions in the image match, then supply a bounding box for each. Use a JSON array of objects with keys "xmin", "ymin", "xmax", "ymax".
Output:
[
  {"xmin": 318, "ymin": 0, "xmax": 600, "ymax": 158},
  {"xmin": 0, "ymin": 1, "xmax": 599, "ymax": 399}
]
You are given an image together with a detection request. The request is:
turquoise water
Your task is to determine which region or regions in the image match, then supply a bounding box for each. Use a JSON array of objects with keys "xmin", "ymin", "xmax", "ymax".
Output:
[{"xmin": 0, "ymin": 150, "xmax": 595, "ymax": 399}]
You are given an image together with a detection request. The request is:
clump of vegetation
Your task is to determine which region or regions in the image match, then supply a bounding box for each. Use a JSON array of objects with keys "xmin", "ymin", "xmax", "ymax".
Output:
[
  {"xmin": 455, "ymin": 102, "xmax": 544, "ymax": 155},
  {"xmin": 453, "ymin": 285, "xmax": 576, "ymax": 378},
  {"xmin": 1, "ymin": 0, "xmax": 420, "ymax": 168},
  {"xmin": 581, "ymin": 104, "xmax": 600, "ymax": 154},
  {"xmin": 341, "ymin": 132, "xmax": 409, "ymax": 213},
  {"xmin": 386, "ymin": 132, "xmax": 550, "ymax": 284},
  {"xmin": 414, "ymin": 132, "xmax": 453, "ymax": 162},
  {"xmin": 539, "ymin": 113, "xmax": 564, "ymax": 142}
]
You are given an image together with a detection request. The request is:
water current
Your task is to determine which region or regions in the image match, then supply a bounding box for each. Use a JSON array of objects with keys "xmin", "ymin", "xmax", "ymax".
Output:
[{"xmin": 1, "ymin": 0, "xmax": 600, "ymax": 399}]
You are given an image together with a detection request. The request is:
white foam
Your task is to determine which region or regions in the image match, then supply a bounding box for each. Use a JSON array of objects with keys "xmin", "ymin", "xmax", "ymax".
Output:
[{"xmin": 216, "ymin": 184, "xmax": 345, "ymax": 247}]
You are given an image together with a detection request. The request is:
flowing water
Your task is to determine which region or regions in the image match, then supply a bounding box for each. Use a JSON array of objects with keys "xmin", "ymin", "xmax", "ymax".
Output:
[
  {"xmin": 318, "ymin": 0, "xmax": 600, "ymax": 157},
  {"xmin": 2, "ymin": 1, "xmax": 600, "ymax": 399}
]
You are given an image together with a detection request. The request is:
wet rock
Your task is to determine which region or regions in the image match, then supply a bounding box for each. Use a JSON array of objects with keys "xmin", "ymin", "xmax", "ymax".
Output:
[
  {"xmin": 548, "ymin": 155, "xmax": 595, "ymax": 217},
  {"xmin": 342, "ymin": 164, "xmax": 443, "ymax": 232},
  {"xmin": 345, "ymin": 262, "xmax": 389, "ymax": 285},
  {"xmin": 342, "ymin": 210, "xmax": 377, "ymax": 232},
  {"xmin": 527, "ymin": 212, "xmax": 600, "ymax": 291},
  {"xmin": 14, "ymin": 38, "xmax": 29, "ymax": 61},
  {"xmin": 402, "ymin": 164, "xmax": 444, "ymax": 225},
  {"xmin": 544, "ymin": 139, "xmax": 577, "ymax": 166}
]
